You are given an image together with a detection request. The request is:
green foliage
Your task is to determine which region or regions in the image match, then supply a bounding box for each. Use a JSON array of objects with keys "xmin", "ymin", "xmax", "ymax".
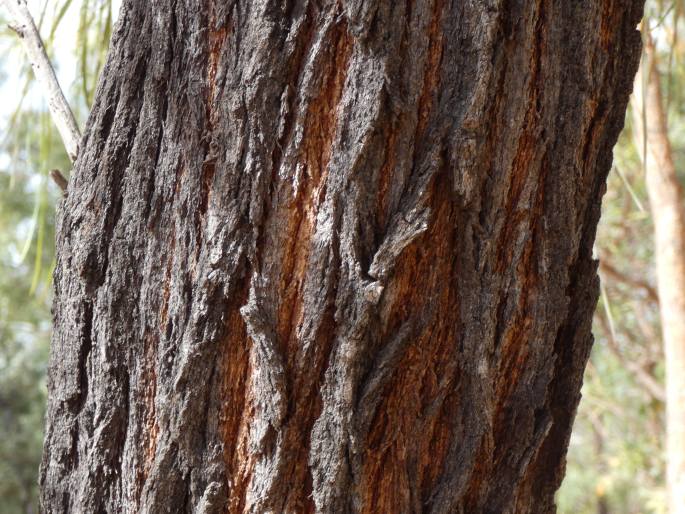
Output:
[
  {"xmin": 0, "ymin": 1, "xmax": 112, "ymax": 511},
  {"xmin": 78, "ymin": 0, "xmax": 113, "ymax": 107},
  {"xmin": 0, "ymin": 110, "xmax": 68, "ymax": 513},
  {"xmin": 0, "ymin": 335, "xmax": 48, "ymax": 514}
]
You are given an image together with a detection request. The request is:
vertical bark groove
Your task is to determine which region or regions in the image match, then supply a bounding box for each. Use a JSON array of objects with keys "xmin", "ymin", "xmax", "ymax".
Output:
[{"xmin": 41, "ymin": 1, "xmax": 644, "ymax": 513}]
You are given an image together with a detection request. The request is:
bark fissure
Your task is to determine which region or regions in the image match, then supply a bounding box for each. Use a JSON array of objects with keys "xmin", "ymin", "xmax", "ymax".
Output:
[{"xmin": 41, "ymin": 1, "xmax": 645, "ymax": 513}]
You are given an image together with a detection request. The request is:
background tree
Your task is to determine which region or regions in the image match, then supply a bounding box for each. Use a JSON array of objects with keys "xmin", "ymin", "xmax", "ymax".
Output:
[
  {"xmin": 632, "ymin": 32, "xmax": 685, "ymax": 514},
  {"xmin": 29, "ymin": 1, "xmax": 645, "ymax": 513}
]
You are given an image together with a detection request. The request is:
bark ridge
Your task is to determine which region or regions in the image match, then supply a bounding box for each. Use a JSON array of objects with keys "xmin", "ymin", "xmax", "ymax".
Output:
[{"xmin": 40, "ymin": 1, "xmax": 644, "ymax": 513}]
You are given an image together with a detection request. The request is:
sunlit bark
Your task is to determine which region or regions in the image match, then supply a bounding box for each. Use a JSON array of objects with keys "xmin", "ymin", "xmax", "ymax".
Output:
[{"xmin": 40, "ymin": 1, "xmax": 644, "ymax": 512}]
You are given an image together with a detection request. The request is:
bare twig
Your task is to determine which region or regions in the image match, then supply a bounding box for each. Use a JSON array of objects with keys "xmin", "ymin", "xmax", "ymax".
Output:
[
  {"xmin": 49, "ymin": 169, "xmax": 68, "ymax": 193},
  {"xmin": 632, "ymin": 301, "xmax": 661, "ymax": 356},
  {"xmin": 2, "ymin": 0, "xmax": 81, "ymax": 163},
  {"xmin": 597, "ymin": 312, "xmax": 666, "ymax": 403},
  {"xmin": 598, "ymin": 253, "xmax": 659, "ymax": 305}
]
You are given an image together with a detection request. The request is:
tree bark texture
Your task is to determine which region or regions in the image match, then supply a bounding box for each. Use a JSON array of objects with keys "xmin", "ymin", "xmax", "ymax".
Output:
[
  {"xmin": 40, "ymin": 1, "xmax": 644, "ymax": 513},
  {"xmin": 632, "ymin": 38, "xmax": 685, "ymax": 514}
]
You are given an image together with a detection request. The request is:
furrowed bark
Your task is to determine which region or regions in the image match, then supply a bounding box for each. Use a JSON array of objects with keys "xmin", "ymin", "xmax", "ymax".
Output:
[{"xmin": 40, "ymin": 1, "xmax": 644, "ymax": 513}]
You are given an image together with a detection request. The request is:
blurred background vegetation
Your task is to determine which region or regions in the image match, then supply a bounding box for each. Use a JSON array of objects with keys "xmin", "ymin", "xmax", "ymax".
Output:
[
  {"xmin": 0, "ymin": 2, "xmax": 112, "ymax": 512},
  {"xmin": 0, "ymin": 1, "xmax": 683, "ymax": 513}
]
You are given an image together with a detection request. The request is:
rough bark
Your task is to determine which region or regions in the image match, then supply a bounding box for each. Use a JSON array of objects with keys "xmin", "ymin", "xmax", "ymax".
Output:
[
  {"xmin": 632, "ymin": 37, "xmax": 685, "ymax": 514},
  {"xmin": 40, "ymin": 1, "xmax": 644, "ymax": 513}
]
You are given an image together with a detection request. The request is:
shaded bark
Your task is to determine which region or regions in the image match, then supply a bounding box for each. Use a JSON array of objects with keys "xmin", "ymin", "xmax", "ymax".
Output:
[
  {"xmin": 632, "ymin": 36, "xmax": 685, "ymax": 514},
  {"xmin": 40, "ymin": 1, "xmax": 644, "ymax": 513}
]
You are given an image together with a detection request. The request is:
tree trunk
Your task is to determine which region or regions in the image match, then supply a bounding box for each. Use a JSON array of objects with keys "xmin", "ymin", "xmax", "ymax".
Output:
[
  {"xmin": 39, "ymin": 1, "xmax": 644, "ymax": 513},
  {"xmin": 632, "ymin": 36, "xmax": 685, "ymax": 514}
]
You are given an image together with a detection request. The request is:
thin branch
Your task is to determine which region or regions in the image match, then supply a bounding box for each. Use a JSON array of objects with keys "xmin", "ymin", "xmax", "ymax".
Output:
[
  {"xmin": 2, "ymin": 0, "xmax": 81, "ymax": 163},
  {"xmin": 614, "ymin": 163, "xmax": 646, "ymax": 213},
  {"xmin": 631, "ymin": 300, "xmax": 662, "ymax": 357},
  {"xmin": 597, "ymin": 312, "xmax": 666, "ymax": 403},
  {"xmin": 49, "ymin": 169, "xmax": 68, "ymax": 193},
  {"xmin": 599, "ymin": 279, "xmax": 617, "ymax": 343},
  {"xmin": 598, "ymin": 255, "xmax": 659, "ymax": 305}
]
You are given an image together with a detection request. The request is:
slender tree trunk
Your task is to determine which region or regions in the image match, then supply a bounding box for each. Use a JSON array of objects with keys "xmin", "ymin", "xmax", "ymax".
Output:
[
  {"xmin": 39, "ymin": 1, "xmax": 643, "ymax": 513},
  {"xmin": 632, "ymin": 36, "xmax": 685, "ymax": 514}
]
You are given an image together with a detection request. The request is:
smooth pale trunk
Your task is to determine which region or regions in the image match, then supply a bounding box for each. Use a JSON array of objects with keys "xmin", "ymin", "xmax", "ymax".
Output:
[{"xmin": 632, "ymin": 43, "xmax": 685, "ymax": 514}]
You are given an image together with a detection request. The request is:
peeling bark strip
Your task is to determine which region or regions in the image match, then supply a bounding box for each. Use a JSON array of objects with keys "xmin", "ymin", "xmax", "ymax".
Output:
[{"xmin": 40, "ymin": 1, "xmax": 644, "ymax": 513}]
